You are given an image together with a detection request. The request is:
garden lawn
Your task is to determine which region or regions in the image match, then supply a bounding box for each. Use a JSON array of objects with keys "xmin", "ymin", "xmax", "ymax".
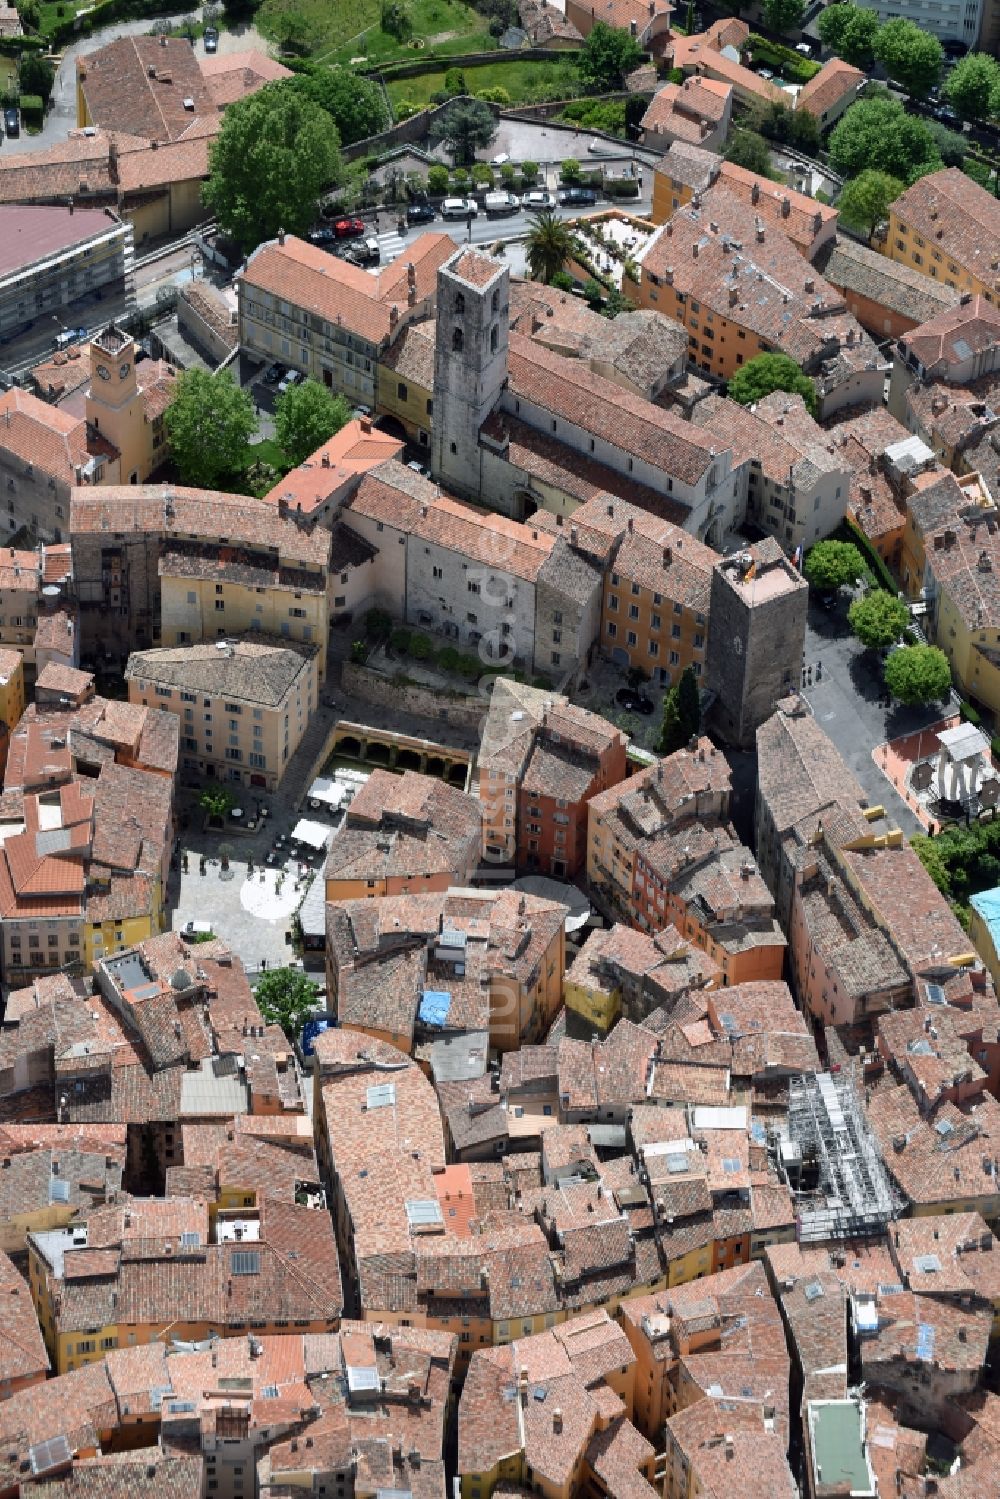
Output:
[
  {"xmin": 319, "ymin": 0, "xmax": 492, "ymax": 64},
  {"xmin": 386, "ymin": 55, "xmax": 580, "ymax": 108}
]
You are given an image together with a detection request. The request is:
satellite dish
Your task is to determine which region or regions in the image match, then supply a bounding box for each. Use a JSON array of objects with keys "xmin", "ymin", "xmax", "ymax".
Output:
[
  {"xmin": 980, "ymin": 779, "xmax": 1000, "ymax": 808},
  {"xmin": 170, "ymin": 968, "xmax": 194, "ymax": 992},
  {"xmin": 911, "ymin": 762, "xmax": 934, "ymax": 792}
]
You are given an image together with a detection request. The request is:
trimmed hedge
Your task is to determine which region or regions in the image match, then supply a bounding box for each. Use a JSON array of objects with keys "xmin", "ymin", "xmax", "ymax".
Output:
[{"xmin": 747, "ymin": 35, "xmax": 822, "ymax": 85}]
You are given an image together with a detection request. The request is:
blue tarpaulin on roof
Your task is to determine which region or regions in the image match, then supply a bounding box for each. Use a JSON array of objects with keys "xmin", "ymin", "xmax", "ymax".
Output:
[
  {"xmin": 419, "ymin": 989, "xmax": 452, "ymax": 1027},
  {"xmin": 301, "ymin": 1018, "xmax": 331, "ymax": 1055}
]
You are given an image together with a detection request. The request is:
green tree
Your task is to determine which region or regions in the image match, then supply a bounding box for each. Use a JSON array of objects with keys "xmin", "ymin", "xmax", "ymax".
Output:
[
  {"xmin": 164, "ymin": 368, "xmax": 258, "ymax": 489},
  {"xmin": 837, "ymin": 169, "xmax": 904, "ymax": 236},
  {"xmin": 884, "ymin": 644, "xmax": 951, "ymax": 704},
  {"xmin": 444, "ymin": 66, "xmax": 467, "ymax": 95},
  {"xmin": 659, "ymin": 666, "xmax": 701, "ymax": 755},
  {"xmin": 380, "ymin": 0, "xmax": 412, "ymax": 39},
  {"xmin": 289, "ymin": 67, "xmax": 387, "ymax": 147},
  {"xmin": 427, "ymin": 163, "xmax": 449, "ymax": 195},
  {"xmin": 428, "ymin": 98, "xmax": 497, "ymax": 166},
  {"xmin": 723, "ymin": 127, "xmax": 773, "ymax": 177},
  {"xmin": 199, "ymin": 784, "xmax": 234, "ymax": 820},
  {"xmin": 943, "ymin": 52, "xmax": 1000, "ymax": 121},
  {"xmin": 847, "ymin": 590, "xmax": 910, "ymax": 650},
  {"xmin": 560, "ymin": 158, "xmax": 582, "ymax": 183},
  {"xmin": 275, "ymin": 380, "xmax": 352, "ymax": 467},
  {"xmin": 727, "ymin": 352, "xmax": 817, "ymax": 416},
  {"xmin": 203, "ymin": 84, "xmax": 342, "ymax": 251},
  {"xmin": 873, "ymin": 18, "xmax": 943, "ymax": 98},
  {"xmin": 828, "ymin": 94, "xmax": 941, "ymax": 184},
  {"xmin": 525, "ymin": 210, "xmax": 573, "ymax": 284},
  {"xmin": 804, "ymin": 539, "xmax": 865, "ymax": 592},
  {"xmin": 922, "ymin": 118, "xmax": 968, "ymax": 167},
  {"xmin": 18, "ymin": 52, "xmax": 53, "ymax": 103},
  {"xmin": 762, "ymin": 0, "xmax": 804, "ymax": 33},
  {"xmin": 255, "ymin": 966, "xmax": 320, "ymax": 1043},
  {"xmin": 15, "ymin": 0, "xmax": 39, "ymax": 29},
  {"xmin": 577, "ymin": 21, "xmax": 644, "ymax": 90},
  {"xmin": 816, "ymin": 3, "xmax": 879, "ymax": 67}
]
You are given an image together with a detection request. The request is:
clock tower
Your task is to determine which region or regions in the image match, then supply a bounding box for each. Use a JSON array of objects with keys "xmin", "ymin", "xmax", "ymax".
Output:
[{"xmin": 86, "ymin": 325, "xmax": 148, "ymax": 484}]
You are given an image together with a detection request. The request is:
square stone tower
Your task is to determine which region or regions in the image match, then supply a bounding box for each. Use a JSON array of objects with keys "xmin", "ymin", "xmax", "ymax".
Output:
[
  {"xmin": 430, "ymin": 247, "xmax": 509, "ymax": 502},
  {"xmin": 707, "ymin": 538, "xmax": 807, "ymax": 749}
]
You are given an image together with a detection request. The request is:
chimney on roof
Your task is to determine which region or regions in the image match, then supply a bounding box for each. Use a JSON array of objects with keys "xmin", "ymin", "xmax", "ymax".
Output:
[
  {"xmin": 321, "ymin": 453, "xmax": 330, "ymax": 468},
  {"xmin": 781, "ymin": 196, "xmax": 791, "ymax": 218},
  {"xmin": 751, "ymin": 181, "xmax": 760, "ymax": 205},
  {"xmin": 553, "ymin": 1408, "xmax": 563, "ymax": 1434},
  {"xmin": 692, "ymin": 242, "xmax": 699, "ymax": 259},
  {"xmin": 390, "ymin": 304, "xmax": 399, "ymax": 327},
  {"xmin": 570, "ymin": 525, "xmax": 578, "ymax": 545},
  {"xmin": 68, "ymin": 197, "xmax": 74, "ymax": 215},
  {"xmin": 277, "ymin": 226, "xmax": 285, "ymax": 246},
  {"xmin": 108, "ymin": 139, "xmax": 118, "ymax": 184},
  {"xmin": 663, "ymin": 545, "xmax": 672, "ymax": 565},
  {"xmin": 361, "ymin": 416, "xmax": 372, "ymax": 434},
  {"xmin": 630, "ymin": 16, "xmax": 637, "ymax": 33},
  {"xmin": 607, "ymin": 502, "xmax": 614, "ymax": 517},
  {"xmin": 627, "ymin": 516, "xmax": 634, "ymax": 533},
  {"xmin": 804, "ymin": 277, "xmax": 814, "ymax": 293},
  {"xmin": 664, "ymin": 267, "xmax": 674, "ymax": 285},
  {"xmin": 729, "ymin": 286, "xmax": 738, "ymax": 307},
  {"xmin": 159, "ymin": 31, "xmax": 167, "ymax": 43},
  {"xmin": 755, "ymin": 218, "xmax": 764, "ymax": 243}
]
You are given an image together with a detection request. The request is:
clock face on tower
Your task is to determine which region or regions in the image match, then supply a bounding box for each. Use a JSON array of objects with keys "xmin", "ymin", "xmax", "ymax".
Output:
[
  {"xmin": 119, "ymin": 363, "xmax": 131, "ymax": 379},
  {"xmin": 95, "ymin": 364, "xmax": 110, "ymax": 382}
]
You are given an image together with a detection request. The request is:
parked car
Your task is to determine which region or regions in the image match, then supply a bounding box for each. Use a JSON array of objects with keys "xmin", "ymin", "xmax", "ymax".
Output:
[
  {"xmin": 54, "ymin": 327, "xmax": 88, "ymax": 350},
  {"xmin": 406, "ymin": 201, "xmax": 436, "ymax": 224},
  {"xmin": 333, "ymin": 217, "xmax": 365, "ymax": 238},
  {"xmin": 4, "ymin": 107, "xmax": 19, "ymax": 138},
  {"xmin": 308, "ymin": 226, "xmax": 337, "ymax": 245},
  {"xmin": 262, "ymin": 363, "xmax": 284, "ymax": 385},
  {"xmin": 407, "ymin": 459, "xmax": 430, "ymax": 476},
  {"xmin": 277, "ymin": 369, "xmax": 305, "ymax": 394},
  {"xmin": 491, "ymin": 151, "xmax": 511, "ymax": 165},
  {"xmin": 615, "ymin": 687, "xmax": 655, "ymax": 716},
  {"xmin": 441, "ymin": 197, "xmax": 478, "ymax": 219},
  {"xmin": 756, "ymin": 66, "xmax": 774, "ymax": 80},
  {"xmin": 484, "ymin": 190, "xmax": 520, "ymax": 215},
  {"xmin": 558, "ymin": 186, "xmax": 597, "ymax": 206},
  {"xmin": 348, "ymin": 236, "xmax": 380, "ymax": 265},
  {"xmin": 203, "ymin": 25, "xmax": 218, "ymax": 51},
  {"xmin": 523, "ymin": 190, "xmax": 556, "ymax": 210}
]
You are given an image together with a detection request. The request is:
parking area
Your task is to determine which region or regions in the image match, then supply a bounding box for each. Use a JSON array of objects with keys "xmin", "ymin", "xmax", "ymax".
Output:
[{"xmin": 799, "ymin": 596, "xmax": 958, "ymax": 838}]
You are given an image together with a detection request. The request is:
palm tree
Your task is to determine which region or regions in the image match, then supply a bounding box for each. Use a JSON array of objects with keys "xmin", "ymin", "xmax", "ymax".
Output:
[{"xmin": 526, "ymin": 211, "xmax": 573, "ymax": 285}]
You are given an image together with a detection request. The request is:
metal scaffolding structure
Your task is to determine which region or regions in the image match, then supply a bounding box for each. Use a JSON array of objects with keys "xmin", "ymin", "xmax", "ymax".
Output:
[{"xmin": 779, "ymin": 1071, "xmax": 900, "ymax": 1243}]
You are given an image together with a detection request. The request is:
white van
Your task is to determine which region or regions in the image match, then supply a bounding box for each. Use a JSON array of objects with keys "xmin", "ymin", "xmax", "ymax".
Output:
[
  {"xmin": 441, "ymin": 197, "xmax": 478, "ymax": 219},
  {"xmin": 484, "ymin": 190, "xmax": 520, "ymax": 216}
]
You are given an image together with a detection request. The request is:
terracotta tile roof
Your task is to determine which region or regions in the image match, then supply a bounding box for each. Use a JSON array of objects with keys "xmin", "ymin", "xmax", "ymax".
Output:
[
  {"xmin": 654, "ymin": 140, "xmax": 721, "ymax": 194},
  {"xmin": 896, "ymin": 293, "xmax": 1000, "ymax": 375},
  {"xmin": 818, "ymin": 235, "xmax": 960, "ymax": 327},
  {"xmin": 692, "ymin": 390, "xmax": 847, "ymax": 490},
  {"xmin": 114, "ymin": 134, "xmax": 212, "ymax": 191},
  {"xmin": 666, "ymin": 1399, "xmax": 797, "ymax": 1499},
  {"xmin": 241, "ymin": 231, "xmax": 454, "ymax": 348},
  {"xmin": 641, "ymin": 75, "xmax": 732, "ymax": 139},
  {"xmin": 379, "ymin": 318, "xmax": 436, "ymax": 389},
  {"xmin": 0, "ymin": 1246, "xmax": 49, "ymax": 1387},
  {"xmin": 32, "ymin": 1453, "xmax": 204, "ymax": 1498},
  {"xmin": 480, "ymin": 410, "xmax": 690, "ymax": 524},
  {"xmin": 70, "ymin": 484, "xmax": 332, "ymax": 568},
  {"xmin": 201, "ymin": 49, "xmax": 292, "ymax": 106},
  {"xmin": 867, "ymin": 1085, "xmax": 1000, "ymax": 1211},
  {"xmin": 126, "ymin": 634, "xmax": 315, "ymax": 707},
  {"xmin": 507, "ymin": 331, "xmax": 720, "ymax": 486},
  {"xmin": 716, "ymin": 161, "xmax": 837, "ymax": 257},
  {"xmin": 670, "ymin": 28, "xmax": 785, "ymax": 105},
  {"xmin": 796, "ymin": 57, "xmax": 865, "ymax": 119},
  {"xmin": 0, "ymin": 387, "xmax": 109, "ymax": 487},
  {"xmin": 892, "ymin": 1212, "xmax": 1000, "ymax": 1301},
  {"xmin": 77, "ymin": 36, "xmax": 213, "ymax": 142},
  {"xmin": 640, "ymin": 186, "xmax": 850, "ymax": 367},
  {"xmin": 890, "ymin": 169, "xmax": 1000, "ymax": 290}
]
